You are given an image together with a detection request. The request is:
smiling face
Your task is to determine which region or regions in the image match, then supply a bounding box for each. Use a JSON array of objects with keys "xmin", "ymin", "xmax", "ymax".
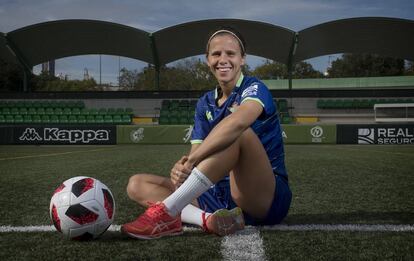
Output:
[{"xmin": 206, "ymin": 33, "xmax": 246, "ymax": 89}]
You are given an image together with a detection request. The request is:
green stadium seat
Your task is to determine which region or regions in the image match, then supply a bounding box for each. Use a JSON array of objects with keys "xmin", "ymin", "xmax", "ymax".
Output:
[
  {"xmin": 95, "ymin": 115, "xmax": 104, "ymax": 124},
  {"xmin": 115, "ymin": 108, "xmax": 125, "ymax": 115},
  {"xmin": 45, "ymin": 107, "xmax": 54, "ymax": 115},
  {"xmin": 80, "ymin": 108, "xmax": 89, "ymax": 115},
  {"xmin": 125, "ymin": 108, "xmax": 134, "ymax": 116},
  {"xmin": 19, "ymin": 107, "xmax": 28, "ymax": 115},
  {"xmin": 98, "ymin": 108, "xmax": 107, "ymax": 115},
  {"xmin": 10, "ymin": 107, "xmax": 19, "ymax": 115},
  {"xmin": 122, "ymin": 115, "xmax": 131, "ymax": 124},
  {"xmin": 71, "ymin": 108, "xmax": 81, "ymax": 115},
  {"xmin": 68, "ymin": 115, "xmax": 77, "ymax": 124},
  {"xmin": 2, "ymin": 107, "xmax": 10, "ymax": 115},
  {"xmin": 36, "ymin": 108, "xmax": 45, "ymax": 115},
  {"xmin": 41, "ymin": 115, "xmax": 50, "ymax": 124},
  {"xmin": 50, "ymin": 115, "xmax": 59, "ymax": 124},
  {"xmin": 76, "ymin": 115, "xmax": 86, "ymax": 124},
  {"xmin": 32, "ymin": 115, "xmax": 41, "ymax": 124},
  {"xmin": 14, "ymin": 115, "xmax": 24, "ymax": 124},
  {"xmin": 0, "ymin": 101, "xmax": 7, "ymax": 109},
  {"xmin": 107, "ymin": 108, "xmax": 116, "ymax": 115},
  {"xmin": 63, "ymin": 107, "xmax": 72, "ymax": 115},
  {"xmin": 316, "ymin": 99, "xmax": 326, "ymax": 109},
  {"xmin": 32, "ymin": 101, "xmax": 40, "ymax": 108},
  {"xmin": 23, "ymin": 115, "xmax": 32, "ymax": 123},
  {"xmin": 5, "ymin": 115, "xmax": 14, "ymax": 123},
  {"xmin": 54, "ymin": 108, "xmax": 63, "ymax": 115},
  {"xmin": 89, "ymin": 108, "xmax": 99, "ymax": 115},
  {"xmin": 59, "ymin": 115, "xmax": 68, "ymax": 124},
  {"xmin": 86, "ymin": 115, "xmax": 95, "ymax": 124},
  {"xmin": 113, "ymin": 115, "xmax": 123, "ymax": 124},
  {"xmin": 15, "ymin": 101, "xmax": 25, "ymax": 108}
]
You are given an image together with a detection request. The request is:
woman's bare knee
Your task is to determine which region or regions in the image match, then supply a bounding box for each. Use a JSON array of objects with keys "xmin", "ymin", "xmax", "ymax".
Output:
[{"xmin": 126, "ymin": 173, "xmax": 149, "ymax": 201}]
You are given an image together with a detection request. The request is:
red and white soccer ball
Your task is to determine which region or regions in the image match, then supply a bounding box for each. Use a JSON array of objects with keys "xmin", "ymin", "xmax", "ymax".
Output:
[{"xmin": 49, "ymin": 176, "xmax": 115, "ymax": 240}]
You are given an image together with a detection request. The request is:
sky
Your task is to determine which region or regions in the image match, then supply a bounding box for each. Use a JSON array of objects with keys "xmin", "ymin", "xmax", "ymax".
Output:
[{"xmin": 1, "ymin": 0, "xmax": 413, "ymax": 84}]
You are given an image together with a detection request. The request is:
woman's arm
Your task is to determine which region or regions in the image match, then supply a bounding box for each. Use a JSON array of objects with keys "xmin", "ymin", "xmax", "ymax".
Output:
[{"xmin": 186, "ymin": 100, "xmax": 263, "ymax": 168}]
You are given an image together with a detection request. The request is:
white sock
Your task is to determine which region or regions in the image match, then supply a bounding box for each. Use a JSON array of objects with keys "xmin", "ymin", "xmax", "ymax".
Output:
[
  {"xmin": 163, "ymin": 167, "xmax": 213, "ymax": 217},
  {"xmin": 181, "ymin": 204, "xmax": 211, "ymax": 227}
]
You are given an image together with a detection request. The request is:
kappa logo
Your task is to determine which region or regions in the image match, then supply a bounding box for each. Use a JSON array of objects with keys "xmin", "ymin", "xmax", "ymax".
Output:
[
  {"xmin": 19, "ymin": 127, "xmax": 109, "ymax": 143},
  {"xmin": 19, "ymin": 128, "xmax": 42, "ymax": 141},
  {"xmin": 358, "ymin": 128, "xmax": 375, "ymax": 144}
]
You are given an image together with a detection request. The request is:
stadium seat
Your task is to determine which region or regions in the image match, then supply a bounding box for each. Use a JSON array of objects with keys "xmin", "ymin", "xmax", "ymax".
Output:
[
  {"xmin": 45, "ymin": 107, "xmax": 54, "ymax": 115},
  {"xmin": 2, "ymin": 107, "xmax": 10, "ymax": 115},
  {"xmin": 54, "ymin": 108, "xmax": 63, "ymax": 115},
  {"xmin": 27, "ymin": 107, "xmax": 37, "ymax": 115},
  {"xmin": 23, "ymin": 115, "xmax": 32, "ymax": 123},
  {"xmin": 95, "ymin": 115, "xmax": 104, "ymax": 123},
  {"xmin": 32, "ymin": 115, "xmax": 41, "ymax": 124},
  {"xmin": 59, "ymin": 115, "xmax": 68, "ymax": 124},
  {"xmin": 98, "ymin": 108, "xmax": 107, "ymax": 115},
  {"xmin": 50, "ymin": 115, "xmax": 59, "ymax": 124},
  {"xmin": 104, "ymin": 115, "xmax": 113, "ymax": 124},
  {"xmin": 71, "ymin": 108, "xmax": 81, "ymax": 115},
  {"xmin": 86, "ymin": 115, "xmax": 95, "ymax": 124},
  {"xmin": 10, "ymin": 107, "xmax": 19, "ymax": 115},
  {"xmin": 5, "ymin": 115, "xmax": 14, "ymax": 123},
  {"xmin": 115, "ymin": 108, "xmax": 125, "ymax": 115},
  {"xmin": 107, "ymin": 108, "xmax": 116, "ymax": 115},
  {"xmin": 89, "ymin": 108, "xmax": 99, "ymax": 115},
  {"xmin": 125, "ymin": 108, "xmax": 134, "ymax": 116},
  {"xmin": 14, "ymin": 115, "xmax": 24, "ymax": 124},
  {"xmin": 68, "ymin": 115, "xmax": 77, "ymax": 124},
  {"xmin": 63, "ymin": 107, "xmax": 72, "ymax": 115},
  {"xmin": 41, "ymin": 115, "xmax": 50, "ymax": 124},
  {"xmin": 121, "ymin": 115, "xmax": 131, "ymax": 124},
  {"xmin": 113, "ymin": 115, "xmax": 123, "ymax": 124},
  {"xmin": 77, "ymin": 115, "xmax": 86, "ymax": 124}
]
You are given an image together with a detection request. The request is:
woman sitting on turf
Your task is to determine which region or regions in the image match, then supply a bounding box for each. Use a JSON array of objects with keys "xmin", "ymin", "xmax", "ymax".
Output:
[{"xmin": 121, "ymin": 27, "xmax": 292, "ymax": 239}]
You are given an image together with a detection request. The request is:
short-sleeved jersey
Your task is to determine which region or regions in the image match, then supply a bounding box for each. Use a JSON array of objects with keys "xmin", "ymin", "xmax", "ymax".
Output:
[{"xmin": 190, "ymin": 74, "xmax": 287, "ymax": 178}]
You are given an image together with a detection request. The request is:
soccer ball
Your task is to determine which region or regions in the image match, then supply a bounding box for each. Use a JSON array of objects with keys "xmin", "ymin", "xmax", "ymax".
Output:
[{"xmin": 49, "ymin": 176, "xmax": 115, "ymax": 240}]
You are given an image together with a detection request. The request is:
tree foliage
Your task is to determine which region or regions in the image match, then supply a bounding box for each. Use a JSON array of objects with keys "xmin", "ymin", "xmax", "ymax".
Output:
[{"xmin": 327, "ymin": 53, "xmax": 405, "ymax": 77}]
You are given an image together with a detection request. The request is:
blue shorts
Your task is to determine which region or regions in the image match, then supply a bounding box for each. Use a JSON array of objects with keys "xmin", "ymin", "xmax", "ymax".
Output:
[{"xmin": 197, "ymin": 175, "xmax": 292, "ymax": 226}]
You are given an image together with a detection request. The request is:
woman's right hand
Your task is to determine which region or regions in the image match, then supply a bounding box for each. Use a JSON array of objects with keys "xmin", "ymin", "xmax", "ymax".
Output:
[{"xmin": 170, "ymin": 155, "xmax": 192, "ymax": 189}]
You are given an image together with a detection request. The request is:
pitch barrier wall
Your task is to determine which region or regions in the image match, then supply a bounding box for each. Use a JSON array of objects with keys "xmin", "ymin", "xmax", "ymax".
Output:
[{"xmin": 0, "ymin": 124, "xmax": 413, "ymax": 145}]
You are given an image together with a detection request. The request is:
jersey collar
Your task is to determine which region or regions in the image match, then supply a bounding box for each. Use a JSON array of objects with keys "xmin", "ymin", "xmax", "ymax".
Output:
[{"xmin": 214, "ymin": 73, "xmax": 244, "ymax": 99}]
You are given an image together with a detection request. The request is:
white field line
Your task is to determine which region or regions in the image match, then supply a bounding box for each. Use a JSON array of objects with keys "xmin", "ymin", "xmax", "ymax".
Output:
[
  {"xmin": 221, "ymin": 227, "xmax": 266, "ymax": 261},
  {"xmin": 1, "ymin": 224, "xmax": 413, "ymax": 233}
]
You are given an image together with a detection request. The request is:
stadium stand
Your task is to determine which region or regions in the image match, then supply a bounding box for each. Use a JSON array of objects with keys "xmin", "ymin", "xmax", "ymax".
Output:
[{"xmin": 0, "ymin": 100, "xmax": 133, "ymax": 125}]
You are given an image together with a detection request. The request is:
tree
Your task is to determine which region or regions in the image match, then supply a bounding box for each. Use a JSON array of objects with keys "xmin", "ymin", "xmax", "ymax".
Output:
[
  {"xmin": 0, "ymin": 59, "xmax": 24, "ymax": 91},
  {"xmin": 251, "ymin": 60, "xmax": 288, "ymax": 79},
  {"xmin": 292, "ymin": 61, "xmax": 323, "ymax": 78},
  {"xmin": 327, "ymin": 53, "xmax": 405, "ymax": 77},
  {"xmin": 119, "ymin": 68, "xmax": 140, "ymax": 90}
]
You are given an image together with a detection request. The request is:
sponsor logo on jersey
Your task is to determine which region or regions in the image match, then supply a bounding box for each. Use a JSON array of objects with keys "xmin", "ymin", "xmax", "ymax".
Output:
[
  {"xmin": 205, "ymin": 110, "xmax": 213, "ymax": 121},
  {"xmin": 241, "ymin": 84, "xmax": 258, "ymax": 98}
]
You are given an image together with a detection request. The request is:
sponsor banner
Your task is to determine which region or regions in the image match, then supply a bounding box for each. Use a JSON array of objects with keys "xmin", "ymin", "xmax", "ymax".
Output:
[
  {"xmin": 337, "ymin": 124, "xmax": 414, "ymax": 145},
  {"xmin": 12, "ymin": 125, "xmax": 116, "ymax": 145},
  {"xmin": 117, "ymin": 125, "xmax": 193, "ymax": 144},
  {"xmin": 281, "ymin": 125, "xmax": 336, "ymax": 144}
]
